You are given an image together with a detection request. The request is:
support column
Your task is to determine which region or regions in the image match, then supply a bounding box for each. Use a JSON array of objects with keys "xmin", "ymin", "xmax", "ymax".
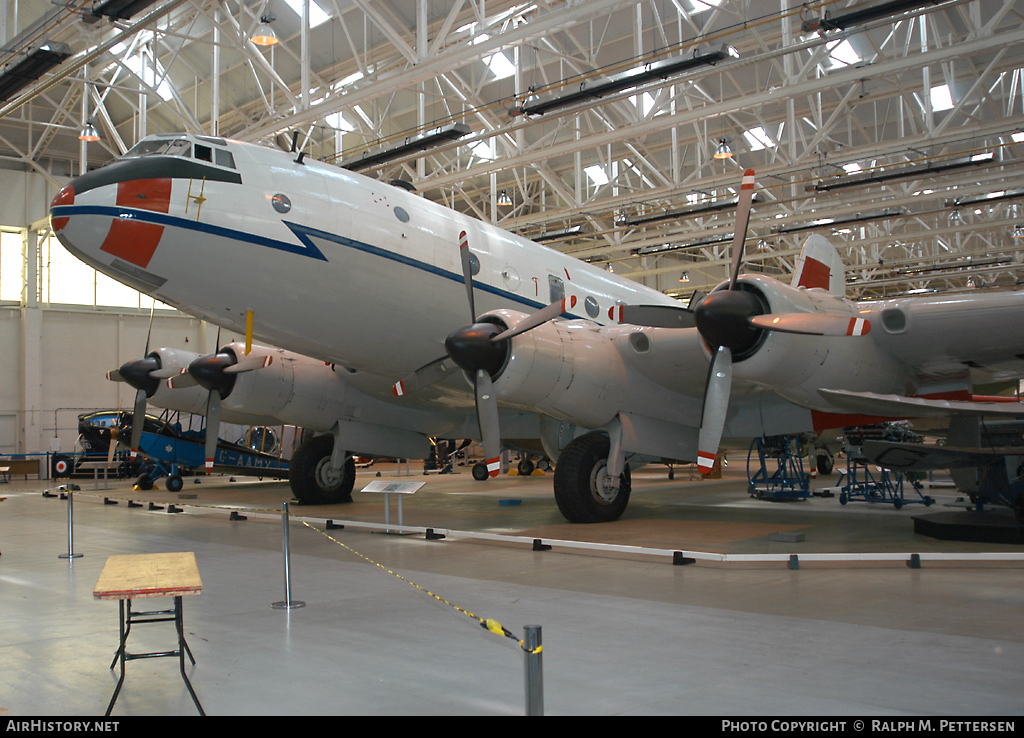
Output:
[{"xmin": 21, "ymin": 229, "xmax": 43, "ymax": 455}]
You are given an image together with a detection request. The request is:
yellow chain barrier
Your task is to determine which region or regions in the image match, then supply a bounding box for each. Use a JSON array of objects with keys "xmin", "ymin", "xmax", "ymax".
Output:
[{"xmin": 301, "ymin": 521, "xmax": 541, "ymax": 655}]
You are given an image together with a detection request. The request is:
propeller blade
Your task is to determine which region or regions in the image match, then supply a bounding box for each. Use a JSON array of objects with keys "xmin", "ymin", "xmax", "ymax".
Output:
[
  {"xmin": 392, "ymin": 356, "xmax": 458, "ymax": 396},
  {"xmin": 224, "ymin": 353, "xmax": 273, "ymax": 374},
  {"xmin": 727, "ymin": 168, "xmax": 756, "ymax": 290},
  {"xmin": 458, "ymin": 230, "xmax": 477, "ymax": 322},
  {"xmin": 475, "ymin": 369, "xmax": 502, "ymax": 478},
  {"xmin": 167, "ymin": 370, "xmax": 199, "ymax": 389},
  {"xmin": 130, "ymin": 388, "xmax": 147, "ymax": 459},
  {"xmin": 143, "ymin": 301, "xmax": 156, "ymax": 354},
  {"xmin": 107, "ymin": 426, "xmax": 119, "ymax": 464},
  {"xmin": 748, "ymin": 313, "xmax": 872, "ymax": 336},
  {"xmin": 205, "ymin": 390, "xmax": 222, "ymax": 474},
  {"xmin": 491, "ymin": 296, "xmax": 577, "ymax": 343},
  {"xmin": 609, "ymin": 303, "xmax": 696, "ymax": 329},
  {"xmin": 697, "ymin": 346, "xmax": 733, "ymax": 476}
]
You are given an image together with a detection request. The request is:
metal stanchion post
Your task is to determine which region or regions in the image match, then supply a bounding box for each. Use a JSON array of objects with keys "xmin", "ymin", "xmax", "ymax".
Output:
[
  {"xmin": 524, "ymin": 625, "xmax": 543, "ymax": 716},
  {"xmin": 272, "ymin": 502, "xmax": 305, "ymax": 609},
  {"xmin": 58, "ymin": 490, "xmax": 83, "ymax": 560}
]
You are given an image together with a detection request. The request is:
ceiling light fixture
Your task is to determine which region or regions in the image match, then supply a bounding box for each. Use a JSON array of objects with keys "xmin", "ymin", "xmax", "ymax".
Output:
[
  {"xmin": 713, "ymin": 138, "xmax": 733, "ymax": 160},
  {"xmin": 512, "ymin": 44, "xmax": 737, "ymax": 117},
  {"xmin": 497, "ymin": 190, "xmax": 512, "ymax": 207},
  {"xmin": 79, "ymin": 120, "xmax": 100, "ymax": 142},
  {"xmin": 807, "ymin": 153, "xmax": 995, "ymax": 193},
  {"xmin": 341, "ymin": 122, "xmax": 472, "ymax": 172},
  {"xmin": 801, "ymin": 0, "xmax": 951, "ymax": 34},
  {"xmin": 251, "ymin": 14, "xmax": 280, "ymax": 47},
  {"xmin": 770, "ymin": 208, "xmax": 905, "ymax": 235}
]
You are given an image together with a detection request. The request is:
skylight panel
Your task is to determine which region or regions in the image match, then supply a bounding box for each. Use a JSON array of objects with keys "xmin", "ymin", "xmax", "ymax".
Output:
[
  {"xmin": 742, "ymin": 126, "xmax": 774, "ymax": 151},
  {"xmin": 827, "ymin": 39, "xmax": 860, "ymax": 67},
  {"xmin": 469, "ymin": 140, "xmax": 494, "ymax": 160},
  {"xmin": 930, "ymin": 84, "xmax": 954, "ymax": 111},
  {"xmin": 282, "ymin": 0, "xmax": 331, "ymax": 28},
  {"xmin": 585, "ymin": 165, "xmax": 609, "ymax": 186},
  {"xmin": 485, "ymin": 51, "xmax": 516, "ymax": 80}
]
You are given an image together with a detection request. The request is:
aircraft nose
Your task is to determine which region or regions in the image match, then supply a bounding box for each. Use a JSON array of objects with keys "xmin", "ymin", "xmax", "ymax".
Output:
[{"xmin": 49, "ymin": 183, "xmax": 75, "ymax": 231}]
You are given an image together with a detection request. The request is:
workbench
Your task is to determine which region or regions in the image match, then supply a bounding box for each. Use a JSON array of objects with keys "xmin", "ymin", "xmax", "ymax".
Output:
[{"xmin": 93, "ymin": 552, "xmax": 205, "ymax": 715}]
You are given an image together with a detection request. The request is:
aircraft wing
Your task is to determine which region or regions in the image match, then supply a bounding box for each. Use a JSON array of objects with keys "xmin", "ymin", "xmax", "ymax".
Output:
[
  {"xmin": 818, "ymin": 389, "xmax": 1024, "ymax": 418},
  {"xmin": 861, "ymin": 440, "xmax": 1024, "ymax": 472}
]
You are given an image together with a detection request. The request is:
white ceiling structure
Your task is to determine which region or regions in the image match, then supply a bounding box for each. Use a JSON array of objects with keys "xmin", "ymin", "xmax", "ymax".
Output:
[{"xmin": 1, "ymin": 0, "xmax": 1023, "ymax": 299}]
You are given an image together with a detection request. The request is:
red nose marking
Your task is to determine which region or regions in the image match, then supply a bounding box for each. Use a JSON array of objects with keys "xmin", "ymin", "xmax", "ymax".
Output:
[
  {"xmin": 50, "ymin": 185, "xmax": 75, "ymax": 231},
  {"xmin": 100, "ymin": 178, "xmax": 172, "ymax": 269}
]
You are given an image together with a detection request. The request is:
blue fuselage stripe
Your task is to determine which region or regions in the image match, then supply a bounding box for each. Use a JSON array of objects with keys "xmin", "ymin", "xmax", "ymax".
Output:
[{"xmin": 52, "ymin": 204, "xmax": 579, "ymax": 318}]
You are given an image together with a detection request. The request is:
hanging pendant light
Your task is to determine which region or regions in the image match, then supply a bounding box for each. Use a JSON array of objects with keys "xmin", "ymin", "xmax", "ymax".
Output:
[
  {"xmin": 497, "ymin": 189, "xmax": 513, "ymax": 207},
  {"xmin": 713, "ymin": 138, "xmax": 732, "ymax": 160},
  {"xmin": 1013, "ymin": 224, "xmax": 1024, "ymax": 239},
  {"xmin": 79, "ymin": 120, "xmax": 100, "ymax": 142},
  {"xmin": 251, "ymin": 14, "xmax": 279, "ymax": 46}
]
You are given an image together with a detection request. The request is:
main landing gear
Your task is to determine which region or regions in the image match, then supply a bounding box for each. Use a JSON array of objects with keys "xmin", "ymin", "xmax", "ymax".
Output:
[
  {"xmin": 553, "ymin": 432, "xmax": 631, "ymax": 524},
  {"xmin": 289, "ymin": 434, "xmax": 356, "ymax": 505}
]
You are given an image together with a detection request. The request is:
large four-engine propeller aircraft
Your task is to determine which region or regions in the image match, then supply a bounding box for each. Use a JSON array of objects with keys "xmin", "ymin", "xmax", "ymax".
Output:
[{"xmin": 50, "ymin": 133, "xmax": 1024, "ymax": 522}]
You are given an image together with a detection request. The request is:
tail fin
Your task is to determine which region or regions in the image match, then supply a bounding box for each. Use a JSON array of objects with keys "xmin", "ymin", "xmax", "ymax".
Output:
[{"xmin": 791, "ymin": 234, "xmax": 846, "ymax": 297}]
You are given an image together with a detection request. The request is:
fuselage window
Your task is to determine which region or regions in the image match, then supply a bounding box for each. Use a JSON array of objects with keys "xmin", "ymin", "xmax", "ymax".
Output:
[
  {"xmin": 548, "ymin": 274, "xmax": 564, "ymax": 303},
  {"xmin": 194, "ymin": 144, "xmax": 213, "ymax": 162},
  {"xmin": 584, "ymin": 295, "xmax": 600, "ymax": 318},
  {"xmin": 163, "ymin": 139, "xmax": 191, "ymax": 158},
  {"xmin": 215, "ymin": 149, "xmax": 235, "ymax": 169}
]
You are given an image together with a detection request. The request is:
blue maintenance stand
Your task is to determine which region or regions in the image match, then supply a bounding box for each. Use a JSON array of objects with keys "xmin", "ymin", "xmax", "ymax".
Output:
[
  {"xmin": 746, "ymin": 435, "xmax": 812, "ymax": 501},
  {"xmin": 838, "ymin": 447, "xmax": 934, "ymax": 509}
]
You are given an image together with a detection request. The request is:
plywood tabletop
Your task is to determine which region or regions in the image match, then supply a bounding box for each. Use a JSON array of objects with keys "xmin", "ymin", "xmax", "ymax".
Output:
[{"xmin": 94, "ymin": 552, "xmax": 202, "ymax": 600}]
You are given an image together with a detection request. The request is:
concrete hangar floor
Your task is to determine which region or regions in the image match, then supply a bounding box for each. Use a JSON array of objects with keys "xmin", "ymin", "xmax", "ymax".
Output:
[{"xmin": 2, "ymin": 463, "xmax": 1022, "ymax": 717}]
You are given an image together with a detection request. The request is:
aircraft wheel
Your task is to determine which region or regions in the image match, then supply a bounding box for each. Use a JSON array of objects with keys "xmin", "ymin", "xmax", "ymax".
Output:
[
  {"xmin": 134, "ymin": 474, "xmax": 153, "ymax": 491},
  {"xmin": 517, "ymin": 458, "xmax": 535, "ymax": 476},
  {"xmin": 472, "ymin": 462, "xmax": 489, "ymax": 481},
  {"xmin": 553, "ymin": 432, "xmax": 631, "ymax": 524},
  {"xmin": 537, "ymin": 459, "xmax": 551, "ymax": 472},
  {"xmin": 166, "ymin": 474, "xmax": 183, "ymax": 493},
  {"xmin": 289, "ymin": 435, "xmax": 355, "ymax": 505},
  {"xmin": 816, "ymin": 451, "xmax": 833, "ymax": 476}
]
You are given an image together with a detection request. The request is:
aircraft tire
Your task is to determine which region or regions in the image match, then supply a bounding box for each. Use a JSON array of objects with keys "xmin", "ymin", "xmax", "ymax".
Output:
[
  {"xmin": 472, "ymin": 462, "xmax": 489, "ymax": 481},
  {"xmin": 553, "ymin": 432, "xmax": 631, "ymax": 524},
  {"xmin": 134, "ymin": 473, "xmax": 153, "ymax": 491},
  {"xmin": 289, "ymin": 435, "xmax": 355, "ymax": 505},
  {"xmin": 517, "ymin": 458, "xmax": 535, "ymax": 476},
  {"xmin": 166, "ymin": 474, "xmax": 183, "ymax": 493}
]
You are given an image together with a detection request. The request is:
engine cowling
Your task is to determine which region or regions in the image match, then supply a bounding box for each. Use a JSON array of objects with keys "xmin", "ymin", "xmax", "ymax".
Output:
[
  {"xmin": 720, "ymin": 276, "xmax": 907, "ymax": 409},
  {"xmin": 479, "ymin": 309, "xmax": 628, "ymax": 429}
]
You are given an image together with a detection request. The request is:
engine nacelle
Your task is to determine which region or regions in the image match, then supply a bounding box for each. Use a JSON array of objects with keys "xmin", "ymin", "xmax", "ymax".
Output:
[
  {"xmin": 482, "ymin": 309, "xmax": 628, "ymax": 429},
  {"xmin": 143, "ymin": 347, "xmax": 210, "ymax": 414},
  {"xmin": 724, "ymin": 276, "xmax": 907, "ymax": 409}
]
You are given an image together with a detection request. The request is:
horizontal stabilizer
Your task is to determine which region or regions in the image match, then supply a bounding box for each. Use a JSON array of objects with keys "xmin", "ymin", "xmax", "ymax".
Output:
[
  {"xmin": 818, "ymin": 389, "xmax": 1024, "ymax": 418},
  {"xmin": 862, "ymin": 440, "xmax": 1024, "ymax": 472}
]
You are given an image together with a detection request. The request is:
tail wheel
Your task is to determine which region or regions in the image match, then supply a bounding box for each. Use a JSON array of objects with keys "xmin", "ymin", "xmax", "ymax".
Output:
[
  {"xmin": 289, "ymin": 434, "xmax": 355, "ymax": 505},
  {"xmin": 553, "ymin": 432, "xmax": 631, "ymax": 523}
]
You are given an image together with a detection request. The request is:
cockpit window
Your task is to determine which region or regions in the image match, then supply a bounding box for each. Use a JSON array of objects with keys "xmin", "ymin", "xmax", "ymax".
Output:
[
  {"xmin": 123, "ymin": 137, "xmax": 191, "ymax": 159},
  {"xmin": 121, "ymin": 136, "xmax": 235, "ymax": 169},
  {"xmin": 215, "ymin": 149, "xmax": 235, "ymax": 169}
]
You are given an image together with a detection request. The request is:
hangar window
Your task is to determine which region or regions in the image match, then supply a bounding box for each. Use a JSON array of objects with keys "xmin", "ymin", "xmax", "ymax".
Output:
[{"xmin": 0, "ymin": 230, "xmax": 174, "ymax": 310}]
